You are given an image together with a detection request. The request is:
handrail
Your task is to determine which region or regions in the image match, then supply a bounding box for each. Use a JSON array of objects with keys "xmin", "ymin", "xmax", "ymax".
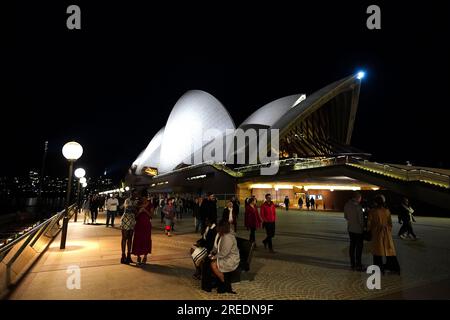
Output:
[
  {"xmin": 1, "ymin": 204, "xmax": 76, "ymax": 298},
  {"xmin": 0, "ymin": 209, "xmax": 64, "ymax": 255},
  {"xmin": 150, "ymin": 155, "xmax": 450, "ymax": 188},
  {"xmin": 348, "ymin": 161, "xmax": 450, "ymax": 188}
]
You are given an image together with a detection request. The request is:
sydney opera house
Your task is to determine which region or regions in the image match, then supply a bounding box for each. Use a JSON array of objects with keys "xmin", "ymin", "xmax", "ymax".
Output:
[{"xmin": 126, "ymin": 73, "xmax": 450, "ymax": 211}]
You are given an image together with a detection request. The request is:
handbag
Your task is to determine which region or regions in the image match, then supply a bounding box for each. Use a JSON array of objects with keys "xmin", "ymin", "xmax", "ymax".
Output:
[{"xmin": 191, "ymin": 246, "xmax": 208, "ymax": 267}]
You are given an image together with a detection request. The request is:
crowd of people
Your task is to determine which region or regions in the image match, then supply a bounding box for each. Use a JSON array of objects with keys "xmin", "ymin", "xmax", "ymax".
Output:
[
  {"xmin": 77, "ymin": 187, "xmax": 419, "ymax": 293},
  {"xmin": 282, "ymin": 195, "xmax": 319, "ymax": 211},
  {"xmin": 190, "ymin": 192, "xmax": 279, "ymax": 294}
]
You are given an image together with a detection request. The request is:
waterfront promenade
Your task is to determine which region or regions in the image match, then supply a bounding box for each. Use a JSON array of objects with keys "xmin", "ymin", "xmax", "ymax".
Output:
[{"xmin": 8, "ymin": 209, "xmax": 450, "ymax": 300}]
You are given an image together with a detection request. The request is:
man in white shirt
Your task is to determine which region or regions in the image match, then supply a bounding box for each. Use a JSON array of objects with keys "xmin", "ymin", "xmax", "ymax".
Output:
[{"xmin": 106, "ymin": 194, "xmax": 119, "ymax": 227}]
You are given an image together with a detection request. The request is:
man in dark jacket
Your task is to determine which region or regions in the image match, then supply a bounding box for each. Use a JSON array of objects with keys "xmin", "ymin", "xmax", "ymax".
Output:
[
  {"xmin": 231, "ymin": 196, "xmax": 240, "ymax": 219},
  {"xmin": 284, "ymin": 196, "xmax": 290, "ymax": 211},
  {"xmin": 397, "ymin": 197, "xmax": 417, "ymax": 240},
  {"xmin": 200, "ymin": 193, "xmax": 217, "ymax": 233},
  {"xmin": 298, "ymin": 197, "xmax": 303, "ymax": 209},
  {"xmin": 344, "ymin": 192, "xmax": 365, "ymax": 271}
]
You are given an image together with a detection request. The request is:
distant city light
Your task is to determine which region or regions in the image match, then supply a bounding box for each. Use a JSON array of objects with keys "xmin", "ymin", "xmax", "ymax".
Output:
[{"xmin": 356, "ymin": 71, "xmax": 365, "ymax": 80}]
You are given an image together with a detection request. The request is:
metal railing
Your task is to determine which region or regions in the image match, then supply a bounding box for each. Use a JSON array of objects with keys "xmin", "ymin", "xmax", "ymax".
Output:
[
  {"xmin": 0, "ymin": 204, "xmax": 76, "ymax": 298},
  {"xmin": 348, "ymin": 160, "xmax": 450, "ymax": 188},
  {"xmin": 151, "ymin": 155, "xmax": 450, "ymax": 189},
  {"xmin": 233, "ymin": 155, "xmax": 352, "ymax": 173}
]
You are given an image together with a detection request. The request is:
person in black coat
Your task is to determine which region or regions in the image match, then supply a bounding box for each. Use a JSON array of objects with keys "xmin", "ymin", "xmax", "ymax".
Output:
[
  {"xmin": 192, "ymin": 219, "xmax": 218, "ymax": 292},
  {"xmin": 89, "ymin": 195, "xmax": 99, "ymax": 224},
  {"xmin": 200, "ymin": 193, "xmax": 217, "ymax": 233},
  {"xmin": 231, "ymin": 196, "xmax": 240, "ymax": 219},
  {"xmin": 397, "ymin": 197, "xmax": 417, "ymax": 239},
  {"xmin": 298, "ymin": 197, "xmax": 303, "ymax": 209},
  {"xmin": 284, "ymin": 196, "xmax": 290, "ymax": 211}
]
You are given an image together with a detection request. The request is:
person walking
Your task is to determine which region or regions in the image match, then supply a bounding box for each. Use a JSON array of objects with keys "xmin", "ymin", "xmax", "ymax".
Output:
[
  {"xmin": 90, "ymin": 195, "xmax": 99, "ymax": 224},
  {"xmin": 222, "ymin": 200, "xmax": 238, "ymax": 233},
  {"xmin": 163, "ymin": 197, "xmax": 176, "ymax": 236},
  {"xmin": 244, "ymin": 197, "xmax": 262, "ymax": 247},
  {"xmin": 344, "ymin": 192, "xmax": 365, "ymax": 271},
  {"xmin": 306, "ymin": 197, "xmax": 310, "ymax": 210},
  {"xmin": 397, "ymin": 197, "xmax": 417, "ymax": 240},
  {"xmin": 200, "ymin": 193, "xmax": 217, "ymax": 234},
  {"xmin": 284, "ymin": 196, "xmax": 290, "ymax": 211},
  {"xmin": 82, "ymin": 197, "xmax": 91, "ymax": 224},
  {"xmin": 231, "ymin": 196, "xmax": 240, "ymax": 221},
  {"xmin": 132, "ymin": 191, "xmax": 153, "ymax": 265},
  {"xmin": 193, "ymin": 197, "xmax": 203, "ymax": 233},
  {"xmin": 159, "ymin": 196, "xmax": 166, "ymax": 224},
  {"xmin": 120, "ymin": 190, "xmax": 138, "ymax": 264},
  {"xmin": 210, "ymin": 220, "xmax": 240, "ymax": 294},
  {"xmin": 260, "ymin": 193, "xmax": 277, "ymax": 253},
  {"xmin": 298, "ymin": 197, "xmax": 303, "ymax": 209},
  {"xmin": 310, "ymin": 197, "xmax": 315, "ymax": 211},
  {"xmin": 368, "ymin": 195, "xmax": 401, "ymax": 274},
  {"xmin": 105, "ymin": 194, "xmax": 119, "ymax": 227},
  {"xmin": 177, "ymin": 197, "xmax": 184, "ymax": 220}
]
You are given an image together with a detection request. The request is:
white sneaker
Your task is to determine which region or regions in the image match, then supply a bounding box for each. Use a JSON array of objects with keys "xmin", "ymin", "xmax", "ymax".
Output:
[{"xmin": 400, "ymin": 234, "xmax": 406, "ymax": 239}]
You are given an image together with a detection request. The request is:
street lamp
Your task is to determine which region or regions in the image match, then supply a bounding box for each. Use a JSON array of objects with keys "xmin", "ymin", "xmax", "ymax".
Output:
[
  {"xmin": 74, "ymin": 168, "xmax": 86, "ymax": 223},
  {"xmin": 60, "ymin": 141, "xmax": 83, "ymax": 249}
]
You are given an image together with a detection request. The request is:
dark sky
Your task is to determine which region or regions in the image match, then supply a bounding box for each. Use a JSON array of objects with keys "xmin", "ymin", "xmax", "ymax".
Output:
[{"xmin": 6, "ymin": 1, "xmax": 450, "ymax": 181}]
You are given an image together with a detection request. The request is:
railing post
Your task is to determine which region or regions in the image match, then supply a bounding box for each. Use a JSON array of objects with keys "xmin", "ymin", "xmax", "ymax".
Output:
[{"xmin": 5, "ymin": 229, "xmax": 39, "ymax": 287}]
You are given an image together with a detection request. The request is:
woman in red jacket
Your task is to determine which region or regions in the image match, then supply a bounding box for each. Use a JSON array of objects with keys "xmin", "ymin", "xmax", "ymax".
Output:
[{"xmin": 244, "ymin": 197, "xmax": 262, "ymax": 247}]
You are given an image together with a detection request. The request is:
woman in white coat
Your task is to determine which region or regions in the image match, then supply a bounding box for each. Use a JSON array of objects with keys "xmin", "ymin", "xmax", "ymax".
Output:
[{"xmin": 210, "ymin": 220, "xmax": 240, "ymax": 294}]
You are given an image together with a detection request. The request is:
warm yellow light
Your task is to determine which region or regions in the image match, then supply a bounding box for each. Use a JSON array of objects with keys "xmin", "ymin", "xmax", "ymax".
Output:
[
  {"xmin": 144, "ymin": 167, "xmax": 158, "ymax": 177},
  {"xmin": 371, "ymin": 187, "xmax": 380, "ymax": 191},
  {"xmin": 274, "ymin": 185, "xmax": 293, "ymax": 190},
  {"xmin": 249, "ymin": 184, "xmax": 273, "ymax": 189},
  {"xmin": 302, "ymin": 185, "xmax": 361, "ymax": 191}
]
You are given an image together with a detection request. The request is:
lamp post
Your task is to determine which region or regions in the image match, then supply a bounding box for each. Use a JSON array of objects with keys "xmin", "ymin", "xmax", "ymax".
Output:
[
  {"xmin": 61, "ymin": 141, "xmax": 83, "ymax": 249},
  {"xmin": 74, "ymin": 168, "xmax": 86, "ymax": 222}
]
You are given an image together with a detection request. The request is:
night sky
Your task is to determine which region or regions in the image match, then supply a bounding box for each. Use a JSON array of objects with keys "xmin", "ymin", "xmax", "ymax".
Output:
[{"xmin": 6, "ymin": 1, "xmax": 450, "ymax": 182}]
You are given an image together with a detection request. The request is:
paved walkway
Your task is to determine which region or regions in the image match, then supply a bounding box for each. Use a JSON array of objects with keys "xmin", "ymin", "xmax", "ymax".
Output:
[{"xmin": 9, "ymin": 209, "xmax": 450, "ymax": 300}]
